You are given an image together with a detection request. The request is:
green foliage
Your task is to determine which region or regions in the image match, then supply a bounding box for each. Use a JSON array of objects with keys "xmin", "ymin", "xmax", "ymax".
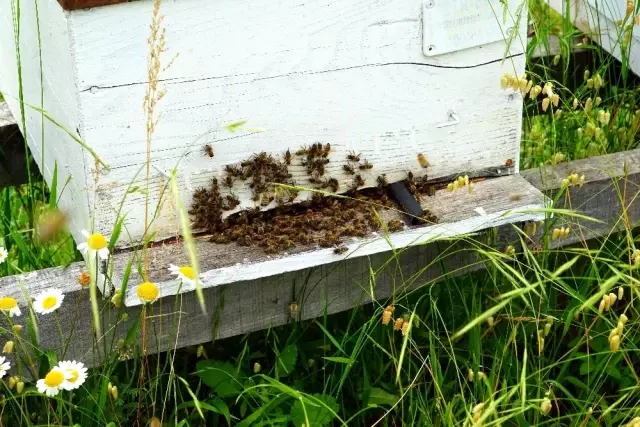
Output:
[{"xmin": 3, "ymin": 0, "xmax": 640, "ymax": 426}]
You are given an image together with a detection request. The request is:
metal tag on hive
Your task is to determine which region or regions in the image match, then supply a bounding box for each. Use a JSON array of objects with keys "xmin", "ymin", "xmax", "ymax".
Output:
[{"xmin": 422, "ymin": 0, "xmax": 511, "ymax": 56}]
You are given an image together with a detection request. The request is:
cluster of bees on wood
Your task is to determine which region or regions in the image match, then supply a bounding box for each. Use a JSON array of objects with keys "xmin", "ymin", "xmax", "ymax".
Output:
[{"xmin": 190, "ymin": 144, "xmax": 438, "ymax": 255}]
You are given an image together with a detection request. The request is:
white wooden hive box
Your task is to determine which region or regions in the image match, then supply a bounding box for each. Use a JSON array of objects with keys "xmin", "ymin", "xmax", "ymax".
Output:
[{"xmin": 0, "ymin": 0, "xmax": 545, "ymax": 302}]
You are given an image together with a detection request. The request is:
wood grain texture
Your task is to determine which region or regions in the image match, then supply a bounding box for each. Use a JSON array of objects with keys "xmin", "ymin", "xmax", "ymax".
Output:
[
  {"xmin": 549, "ymin": 0, "xmax": 640, "ymax": 77},
  {"xmin": 0, "ymin": 0, "xmax": 91, "ymax": 244},
  {"xmin": 0, "ymin": 151, "xmax": 638, "ymax": 367},
  {"xmin": 118, "ymin": 174, "xmax": 546, "ymax": 306},
  {"xmin": 63, "ymin": 0, "xmax": 529, "ymax": 246}
]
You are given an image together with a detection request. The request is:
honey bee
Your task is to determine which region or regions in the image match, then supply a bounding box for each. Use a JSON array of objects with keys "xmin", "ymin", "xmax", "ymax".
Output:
[
  {"xmin": 341, "ymin": 164, "xmax": 354, "ymax": 175},
  {"xmin": 295, "ymin": 146, "xmax": 309, "ymax": 156},
  {"xmin": 353, "ymin": 174, "xmax": 365, "ymax": 188},
  {"xmin": 505, "ymin": 158, "xmax": 514, "ymax": 167},
  {"xmin": 36, "ymin": 208, "xmax": 69, "ymax": 243},
  {"xmin": 333, "ymin": 246, "xmax": 348, "ymax": 254},
  {"xmin": 376, "ymin": 174, "xmax": 388, "ymax": 188},
  {"xmin": 223, "ymin": 176, "xmax": 235, "ymax": 189},
  {"xmin": 323, "ymin": 178, "xmax": 339, "ymax": 192},
  {"xmin": 322, "ymin": 143, "xmax": 331, "ymax": 157},
  {"xmin": 359, "ymin": 160, "xmax": 373, "ymax": 170},
  {"xmin": 347, "ymin": 151, "xmax": 361, "ymax": 162},
  {"xmin": 284, "ymin": 149, "xmax": 292, "ymax": 165},
  {"xmin": 417, "ymin": 153, "xmax": 430, "ymax": 168},
  {"xmin": 204, "ymin": 144, "xmax": 215, "ymax": 158},
  {"xmin": 387, "ymin": 219, "xmax": 404, "ymax": 232}
]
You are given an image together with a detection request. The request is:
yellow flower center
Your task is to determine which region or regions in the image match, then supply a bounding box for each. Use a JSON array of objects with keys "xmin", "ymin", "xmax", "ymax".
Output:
[
  {"xmin": 42, "ymin": 296, "xmax": 58, "ymax": 310},
  {"xmin": 67, "ymin": 369, "xmax": 79, "ymax": 383},
  {"xmin": 136, "ymin": 282, "xmax": 159, "ymax": 303},
  {"xmin": 44, "ymin": 371, "xmax": 64, "ymax": 388},
  {"xmin": 178, "ymin": 266, "xmax": 195, "ymax": 280},
  {"xmin": 87, "ymin": 233, "xmax": 107, "ymax": 250},
  {"xmin": 0, "ymin": 297, "xmax": 17, "ymax": 310}
]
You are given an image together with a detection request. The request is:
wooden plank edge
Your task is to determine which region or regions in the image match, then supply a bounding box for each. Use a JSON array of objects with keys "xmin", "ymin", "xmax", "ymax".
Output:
[
  {"xmin": 0, "ymin": 150, "xmax": 638, "ymax": 367},
  {"xmin": 121, "ymin": 174, "xmax": 547, "ymax": 306}
]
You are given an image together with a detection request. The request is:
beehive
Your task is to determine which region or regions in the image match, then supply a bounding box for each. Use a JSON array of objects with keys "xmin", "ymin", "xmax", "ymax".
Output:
[{"xmin": 0, "ymin": 0, "xmax": 545, "ymax": 302}]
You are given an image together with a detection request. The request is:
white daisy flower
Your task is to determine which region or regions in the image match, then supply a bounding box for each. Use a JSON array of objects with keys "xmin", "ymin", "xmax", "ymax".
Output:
[
  {"xmin": 57, "ymin": 360, "xmax": 88, "ymax": 390},
  {"xmin": 77, "ymin": 230, "xmax": 110, "ymax": 260},
  {"xmin": 36, "ymin": 367, "xmax": 71, "ymax": 397},
  {"xmin": 136, "ymin": 282, "xmax": 160, "ymax": 304},
  {"xmin": 0, "ymin": 356, "xmax": 11, "ymax": 378},
  {"xmin": 0, "ymin": 296, "xmax": 21, "ymax": 317},
  {"xmin": 33, "ymin": 288, "xmax": 65, "ymax": 315},
  {"xmin": 0, "ymin": 247, "xmax": 7, "ymax": 264},
  {"xmin": 168, "ymin": 264, "xmax": 202, "ymax": 288}
]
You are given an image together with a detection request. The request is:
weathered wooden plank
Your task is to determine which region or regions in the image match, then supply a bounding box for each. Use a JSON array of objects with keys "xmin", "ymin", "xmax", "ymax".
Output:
[
  {"xmin": 62, "ymin": 0, "xmax": 529, "ymax": 246},
  {"xmin": 0, "ymin": 150, "xmax": 638, "ymax": 368},
  {"xmin": 117, "ymin": 173, "xmax": 545, "ymax": 306},
  {"xmin": 0, "ymin": 101, "xmax": 30, "ymax": 188}
]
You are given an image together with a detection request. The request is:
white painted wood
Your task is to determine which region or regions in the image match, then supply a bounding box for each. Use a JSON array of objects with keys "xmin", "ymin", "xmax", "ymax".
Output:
[
  {"xmin": 0, "ymin": 0, "xmax": 531, "ymax": 260},
  {"xmin": 422, "ymin": 0, "xmax": 520, "ymax": 56},
  {"xmin": 123, "ymin": 174, "xmax": 547, "ymax": 306},
  {"xmin": 0, "ymin": 0, "xmax": 91, "ymax": 246},
  {"xmin": 60, "ymin": 0, "xmax": 529, "ymax": 246},
  {"xmin": 549, "ymin": 0, "xmax": 640, "ymax": 76}
]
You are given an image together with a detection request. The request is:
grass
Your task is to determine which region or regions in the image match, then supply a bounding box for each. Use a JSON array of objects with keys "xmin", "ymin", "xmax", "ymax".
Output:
[{"xmin": 0, "ymin": 0, "xmax": 639, "ymax": 425}]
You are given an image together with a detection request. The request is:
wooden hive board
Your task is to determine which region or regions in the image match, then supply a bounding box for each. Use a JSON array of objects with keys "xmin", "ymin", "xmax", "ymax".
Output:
[
  {"xmin": 120, "ymin": 173, "xmax": 547, "ymax": 306},
  {"xmin": 61, "ymin": 0, "xmax": 528, "ymax": 246},
  {"xmin": 549, "ymin": 0, "xmax": 640, "ymax": 77}
]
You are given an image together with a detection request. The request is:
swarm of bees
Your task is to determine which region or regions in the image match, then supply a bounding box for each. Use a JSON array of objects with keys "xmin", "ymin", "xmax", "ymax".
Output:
[{"xmin": 189, "ymin": 146, "xmax": 440, "ymax": 255}]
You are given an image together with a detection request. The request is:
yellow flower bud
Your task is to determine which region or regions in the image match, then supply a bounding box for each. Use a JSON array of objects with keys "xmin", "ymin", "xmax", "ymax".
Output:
[
  {"xmin": 608, "ymin": 292, "xmax": 617, "ymax": 306},
  {"xmin": 586, "ymin": 78, "xmax": 594, "ymax": 88},
  {"xmin": 618, "ymin": 287, "xmax": 624, "ymax": 300},
  {"xmin": 149, "ymin": 417, "xmax": 162, "ymax": 427},
  {"xmin": 552, "ymin": 228, "xmax": 561, "ymax": 240},
  {"xmin": 598, "ymin": 299, "xmax": 606, "ymax": 314},
  {"xmin": 111, "ymin": 385, "xmax": 119, "ymax": 400},
  {"xmin": 544, "ymin": 322, "xmax": 552, "ymax": 337},
  {"xmin": 577, "ymin": 127, "xmax": 584, "ymax": 138},
  {"xmin": 468, "ymin": 182, "xmax": 474, "ymax": 193},
  {"xmin": 584, "ymin": 69, "xmax": 590, "ymax": 81},
  {"xmin": 487, "ymin": 316, "xmax": 494, "ymax": 327},
  {"xmin": 542, "ymin": 97, "xmax": 551, "ymax": 112},
  {"xmin": 253, "ymin": 362, "xmax": 262, "ymax": 374},
  {"xmin": 447, "ymin": 183, "xmax": 454, "ymax": 192},
  {"xmin": 110, "ymin": 290, "xmax": 122, "ymax": 308},
  {"xmin": 551, "ymin": 93, "xmax": 560, "ymax": 107},
  {"xmin": 541, "ymin": 397, "xmax": 552, "ymax": 416},
  {"xmin": 476, "ymin": 371, "xmax": 485, "ymax": 381},
  {"xmin": 11, "ymin": 325, "xmax": 22, "ymax": 335},
  {"xmin": 610, "ymin": 334, "xmax": 620, "ymax": 352},
  {"xmin": 2, "ymin": 341, "xmax": 14, "ymax": 354},
  {"xmin": 573, "ymin": 98, "xmax": 579, "ymax": 109},
  {"xmin": 603, "ymin": 294, "xmax": 611, "ymax": 311},
  {"xmin": 16, "ymin": 381, "xmax": 24, "ymax": 394},
  {"xmin": 620, "ymin": 313, "xmax": 628, "ymax": 325},
  {"xmin": 467, "ymin": 368, "xmax": 475, "ymax": 382},
  {"xmin": 553, "ymin": 54, "xmax": 560, "ymax": 65},
  {"xmin": 585, "ymin": 98, "xmax": 593, "ymax": 113},
  {"xmin": 7, "ymin": 377, "xmax": 16, "ymax": 389}
]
